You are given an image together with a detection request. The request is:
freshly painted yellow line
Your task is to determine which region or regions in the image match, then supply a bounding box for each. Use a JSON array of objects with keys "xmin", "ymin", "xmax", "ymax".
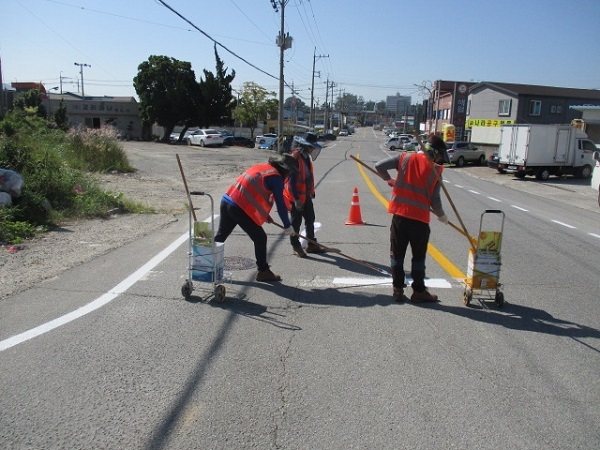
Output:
[{"xmin": 353, "ymin": 155, "xmax": 466, "ymax": 280}]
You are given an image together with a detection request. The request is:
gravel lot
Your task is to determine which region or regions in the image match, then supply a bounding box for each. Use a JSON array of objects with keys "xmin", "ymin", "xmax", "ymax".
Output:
[{"xmin": 1, "ymin": 139, "xmax": 597, "ymax": 299}]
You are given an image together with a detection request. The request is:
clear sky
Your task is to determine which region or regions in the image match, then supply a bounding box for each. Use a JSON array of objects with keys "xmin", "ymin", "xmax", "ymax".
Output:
[{"xmin": 2, "ymin": 0, "xmax": 599, "ymax": 105}]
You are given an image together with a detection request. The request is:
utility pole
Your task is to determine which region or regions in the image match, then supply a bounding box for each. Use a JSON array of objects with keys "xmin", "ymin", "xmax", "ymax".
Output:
[
  {"xmin": 310, "ymin": 49, "xmax": 328, "ymax": 130},
  {"xmin": 324, "ymin": 78, "xmax": 329, "ymax": 133},
  {"xmin": 272, "ymin": 0, "xmax": 291, "ymax": 154},
  {"xmin": 329, "ymin": 81, "xmax": 336, "ymax": 132},
  {"xmin": 74, "ymin": 62, "xmax": 91, "ymax": 98}
]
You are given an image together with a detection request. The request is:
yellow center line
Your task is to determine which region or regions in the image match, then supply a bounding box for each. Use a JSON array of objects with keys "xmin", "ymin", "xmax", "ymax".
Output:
[{"xmin": 353, "ymin": 154, "xmax": 466, "ymax": 280}]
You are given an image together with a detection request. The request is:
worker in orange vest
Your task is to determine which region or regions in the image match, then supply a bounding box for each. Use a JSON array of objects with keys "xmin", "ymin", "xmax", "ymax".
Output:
[
  {"xmin": 284, "ymin": 136, "xmax": 325, "ymax": 257},
  {"xmin": 375, "ymin": 145, "xmax": 448, "ymax": 303},
  {"xmin": 215, "ymin": 154, "xmax": 298, "ymax": 282}
]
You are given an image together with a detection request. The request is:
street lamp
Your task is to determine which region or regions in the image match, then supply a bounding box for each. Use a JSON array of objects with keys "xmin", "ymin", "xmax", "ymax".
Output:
[{"xmin": 74, "ymin": 62, "xmax": 91, "ymax": 98}]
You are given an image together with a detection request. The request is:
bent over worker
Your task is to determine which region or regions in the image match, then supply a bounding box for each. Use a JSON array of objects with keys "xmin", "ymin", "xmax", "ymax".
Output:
[
  {"xmin": 284, "ymin": 136, "xmax": 325, "ymax": 257},
  {"xmin": 215, "ymin": 154, "xmax": 298, "ymax": 282},
  {"xmin": 375, "ymin": 148, "xmax": 448, "ymax": 303}
]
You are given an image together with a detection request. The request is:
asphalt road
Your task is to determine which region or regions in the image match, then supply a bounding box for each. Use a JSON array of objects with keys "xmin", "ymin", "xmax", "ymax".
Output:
[{"xmin": 1, "ymin": 130, "xmax": 599, "ymax": 449}]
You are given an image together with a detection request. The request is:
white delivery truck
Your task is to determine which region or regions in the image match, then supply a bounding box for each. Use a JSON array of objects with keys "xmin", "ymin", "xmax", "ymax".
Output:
[{"xmin": 498, "ymin": 124, "xmax": 597, "ymax": 180}]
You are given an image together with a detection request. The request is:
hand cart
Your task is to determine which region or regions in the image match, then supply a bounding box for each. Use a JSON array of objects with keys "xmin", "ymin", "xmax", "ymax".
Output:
[
  {"xmin": 181, "ymin": 191, "xmax": 227, "ymax": 302},
  {"xmin": 463, "ymin": 210, "xmax": 505, "ymax": 307}
]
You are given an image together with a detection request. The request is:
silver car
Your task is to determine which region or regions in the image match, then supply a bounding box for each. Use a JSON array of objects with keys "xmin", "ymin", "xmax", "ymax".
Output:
[
  {"xmin": 186, "ymin": 129, "xmax": 224, "ymax": 147},
  {"xmin": 446, "ymin": 141, "xmax": 486, "ymax": 167}
]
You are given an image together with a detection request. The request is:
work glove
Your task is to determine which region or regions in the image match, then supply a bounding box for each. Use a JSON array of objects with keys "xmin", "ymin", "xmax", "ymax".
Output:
[
  {"xmin": 437, "ymin": 214, "xmax": 449, "ymax": 225},
  {"xmin": 294, "ymin": 199, "xmax": 303, "ymax": 211},
  {"xmin": 387, "ymin": 178, "xmax": 396, "ymax": 187},
  {"xmin": 283, "ymin": 226, "xmax": 297, "ymax": 236}
]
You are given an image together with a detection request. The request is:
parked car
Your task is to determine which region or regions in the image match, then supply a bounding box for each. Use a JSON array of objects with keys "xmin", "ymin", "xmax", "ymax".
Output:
[
  {"xmin": 186, "ymin": 129, "xmax": 224, "ymax": 147},
  {"xmin": 255, "ymin": 133, "xmax": 278, "ymax": 144},
  {"xmin": 317, "ymin": 133, "xmax": 337, "ymax": 141},
  {"xmin": 219, "ymin": 129, "xmax": 233, "ymax": 137},
  {"xmin": 223, "ymin": 136, "xmax": 255, "ymax": 148},
  {"xmin": 258, "ymin": 137, "xmax": 277, "ymax": 150},
  {"xmin": 338, "ymin": 130, "xmax": 349, "ymax": 136},
  {"xmin": 385, "ymin": 136, "xmax": 411, "ymax": 151},
  {"xmin": 487, "ymin": 152, "xmax": 505, "ymax": 173},
  {"xmin": 169, "ymin": 130, "xmax": 194, "ymax": 144},
  {"xmin": 445, "ymin": 141, "xmax": 486, "ymax": 167}
]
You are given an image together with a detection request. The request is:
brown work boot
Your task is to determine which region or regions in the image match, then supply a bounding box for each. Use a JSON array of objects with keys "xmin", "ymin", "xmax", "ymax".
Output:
[
  {"xmin": 255, "ymin": 268, "xmax": 282, "ymax": 282},
  {"xmin": 292, "ymin": 244, "xmax": 307, "ymax": 258},
  {"xmin": 306, "ymin": 241, "xmax": 327, "ymax": 253},
  {"xmin": 410, "ymin": 289, "xmax": 439, "ymax": 303},
  {"xmin": 393, "ymin": 287, "xmax": 409, "ymax": 303}
]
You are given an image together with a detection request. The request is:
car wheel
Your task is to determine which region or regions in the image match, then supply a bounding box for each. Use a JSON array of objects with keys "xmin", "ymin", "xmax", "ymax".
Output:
[
  {"xmin": 200, "ymin": 140, "xmax": 205, "ymax": 147},
  {"xmin": 455, "ymin": 156, "xmax": 465, "ymax": 167},
  {"xmin": 187, "ymin": 139, "xmax": 192, "ymax": 146},
  {"xmin": 390, "ymin": 146, "xmax": 396, "ymax": 151},
  {"xmin": 497, "ymin": 168, "xmax": 506, "ymax": 174},
  {"xmin": 515, "ymin": 170, "xmax": 527, "ymax": 178},
  {"xmin": 478, "ymin": 155, "xmax": 486, "ymax": 166}
]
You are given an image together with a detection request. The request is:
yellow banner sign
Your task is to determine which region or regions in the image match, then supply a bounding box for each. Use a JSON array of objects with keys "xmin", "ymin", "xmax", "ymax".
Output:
[{"xmin": 466, "ymin": 119, "xmax": 515, "ymax": 128}]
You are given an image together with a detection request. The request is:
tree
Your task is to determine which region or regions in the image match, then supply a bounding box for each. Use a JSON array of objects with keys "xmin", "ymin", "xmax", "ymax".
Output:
[
  {"xmin": 199, "ymin": 45, "xmax": 236, "ymax": 128},
  {"xmin": 13, "ymin": 89, "xmax": 47, "ymax": 118},
  {"xmin": 133, "ymin": 55, "xmax": 200, "ymax": 142},
  {"xmin": 234, "ymin": 82, "xmax": 277, "ymax": 138},
  {"xmin": 53, "ymin": 99, "xmax": 69, "ymax": 131}
]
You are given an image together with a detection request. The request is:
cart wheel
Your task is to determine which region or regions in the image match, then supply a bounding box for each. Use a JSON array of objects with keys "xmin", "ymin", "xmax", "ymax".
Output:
[
  {"xmin": 495, "ymin": 291, "xmax": 504, "ymax": 307},
  {"xmin": 215, "ymin": 284, "xmax": 226, "ymax": 303},
  {"xmin": 181, "ymin": 281, "xmax": 193, "ymax": 298},
  {"xmin": 463, "ymin": 290, "xmax": 472, "ymax": 306}
]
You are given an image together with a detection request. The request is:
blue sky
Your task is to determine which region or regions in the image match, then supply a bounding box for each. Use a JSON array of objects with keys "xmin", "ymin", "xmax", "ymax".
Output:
[{"xmin": 2, "ymin": 0, "xmax": 599, "ymax": 105}]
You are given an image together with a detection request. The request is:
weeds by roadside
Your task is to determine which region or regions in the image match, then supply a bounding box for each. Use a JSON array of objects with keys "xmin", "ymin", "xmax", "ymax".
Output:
[{"xmin": 0, "ymin": 107, "xmax": 150, "ymax": 244}]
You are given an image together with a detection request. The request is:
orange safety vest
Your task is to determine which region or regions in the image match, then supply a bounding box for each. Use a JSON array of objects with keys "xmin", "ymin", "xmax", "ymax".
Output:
[
  {"xmin": 284, "ymin": 154, "xmax": 315, "ymax": 208},
  {"xmin": 226, "ymin": 163, "xmax": 279, "ymax": 226},
  {"xmin": 388, "ymin": 152, "xmax": 443, "ymax": 223}
]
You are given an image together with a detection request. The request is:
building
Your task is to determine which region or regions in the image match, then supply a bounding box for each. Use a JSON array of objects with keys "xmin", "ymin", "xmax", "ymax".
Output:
[
  {"xmin": 43, "ymin": 92, "xmax": 143, "ymax": 140},
  {"xmin": 1, "ymin": 81, "xmax": 144, "ymax": 140},
  {"xmin": 427, "ymin": 80, "xmax": 475, "ymax": 140},
  {"xmin": 466, "ymin": 82, "xmax": 600, "ymax": 147}
]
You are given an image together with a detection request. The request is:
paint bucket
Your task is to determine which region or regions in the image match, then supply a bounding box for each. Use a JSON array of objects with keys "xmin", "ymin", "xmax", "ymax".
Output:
[
  {"xmin": 191, "ymin": 239, "xmax": 224, "ymax": 282},
  {"xmin": 466, "ymin": 248, "xmax": 500, "ymax": 289}
]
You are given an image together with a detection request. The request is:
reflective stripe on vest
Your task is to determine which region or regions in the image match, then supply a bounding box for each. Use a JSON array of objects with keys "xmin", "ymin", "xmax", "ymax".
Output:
[
  {"xmin": 226, "ymin": 163, "xmax": 279, "ymax": 225},
  {"xmin": 388, "ymin": 152, "xmax": 442, "ymax": 223}
]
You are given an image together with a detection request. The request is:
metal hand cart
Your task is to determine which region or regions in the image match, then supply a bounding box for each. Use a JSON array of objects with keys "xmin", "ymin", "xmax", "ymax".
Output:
[
  {"xmin": 463, "ymin": 210, "xmax": 505, "ymax": 307},
  {"xmin": 181, "ymin": 191, "xmax": 227, "ymax": 302}
]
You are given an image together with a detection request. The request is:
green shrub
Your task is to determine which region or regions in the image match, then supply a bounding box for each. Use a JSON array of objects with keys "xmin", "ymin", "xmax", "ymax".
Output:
[{"xmin": 0, "ymin": 110, "xmax": 146, "ymax": 244}]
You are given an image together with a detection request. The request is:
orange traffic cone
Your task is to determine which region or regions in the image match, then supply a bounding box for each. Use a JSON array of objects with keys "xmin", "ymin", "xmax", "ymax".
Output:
[{"xmin": 345, "ymin": 187, "xmax": 365, "ymax": 225}]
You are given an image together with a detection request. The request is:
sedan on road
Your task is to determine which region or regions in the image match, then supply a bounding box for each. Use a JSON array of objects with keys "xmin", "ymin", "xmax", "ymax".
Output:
[
  {"xmin": 446, "ymin": 141, "xmax": 486, "ymax": 167},
  {"xmin": 186, "ymin": 129, "xmax": 224, "ymax": 147}
]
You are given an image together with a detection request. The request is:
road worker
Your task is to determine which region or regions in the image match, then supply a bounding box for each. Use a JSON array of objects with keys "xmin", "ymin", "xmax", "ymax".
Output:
[
  {"xmin": 215, "ymin": 154, "xmax": 298, "ymax": 282},
  {"xmin": 375, "ymin": 141, "xmax": 448, "ymax": 303},
  {"xmin": 284, "ymin": 136, "xmax": 325, "ymax": 257}
]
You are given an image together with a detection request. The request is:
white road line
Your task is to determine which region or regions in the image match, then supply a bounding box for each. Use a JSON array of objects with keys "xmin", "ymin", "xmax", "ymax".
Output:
[
  {"xmin": 551, "ymin": 220, "xmax": 576, "ymax": 229},
  {"xmin": 511, "ymin": 205, "xmax": 529, "ymax": 211},
  {"xmin": 454, "ymin": 184, "xmax": 463, "ymax": 188},
  {"xmin": 487, "ymin": 197, "xmax": 502, "ymax": 202},
  {"xmin": 588, "ymin": 233, "xmax": 600, "ymax": 239},
  {"xmin": 332, "ymin": 277, "xmax": 452, "ymax": 288},
  {"xmin": 0, "ymin": 231, "xmax": 190, "ymax": 352},
  {"xmin": 468, "ymin": 190, "xmax": 480, "ymax": 195}
]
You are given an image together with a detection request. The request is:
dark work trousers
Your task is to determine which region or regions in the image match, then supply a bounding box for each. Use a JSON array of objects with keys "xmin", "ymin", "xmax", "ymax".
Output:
[
  {"xmin": 289, "ymin": 197, "xmax": 316, "ymax": 247},
  {"xmin": 214, "ymin": 200, "xmax": 269, "ymax": 272},
  {"xmin": 390, "ymin": 214, "xmax": 430, "ymax": 293}
]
